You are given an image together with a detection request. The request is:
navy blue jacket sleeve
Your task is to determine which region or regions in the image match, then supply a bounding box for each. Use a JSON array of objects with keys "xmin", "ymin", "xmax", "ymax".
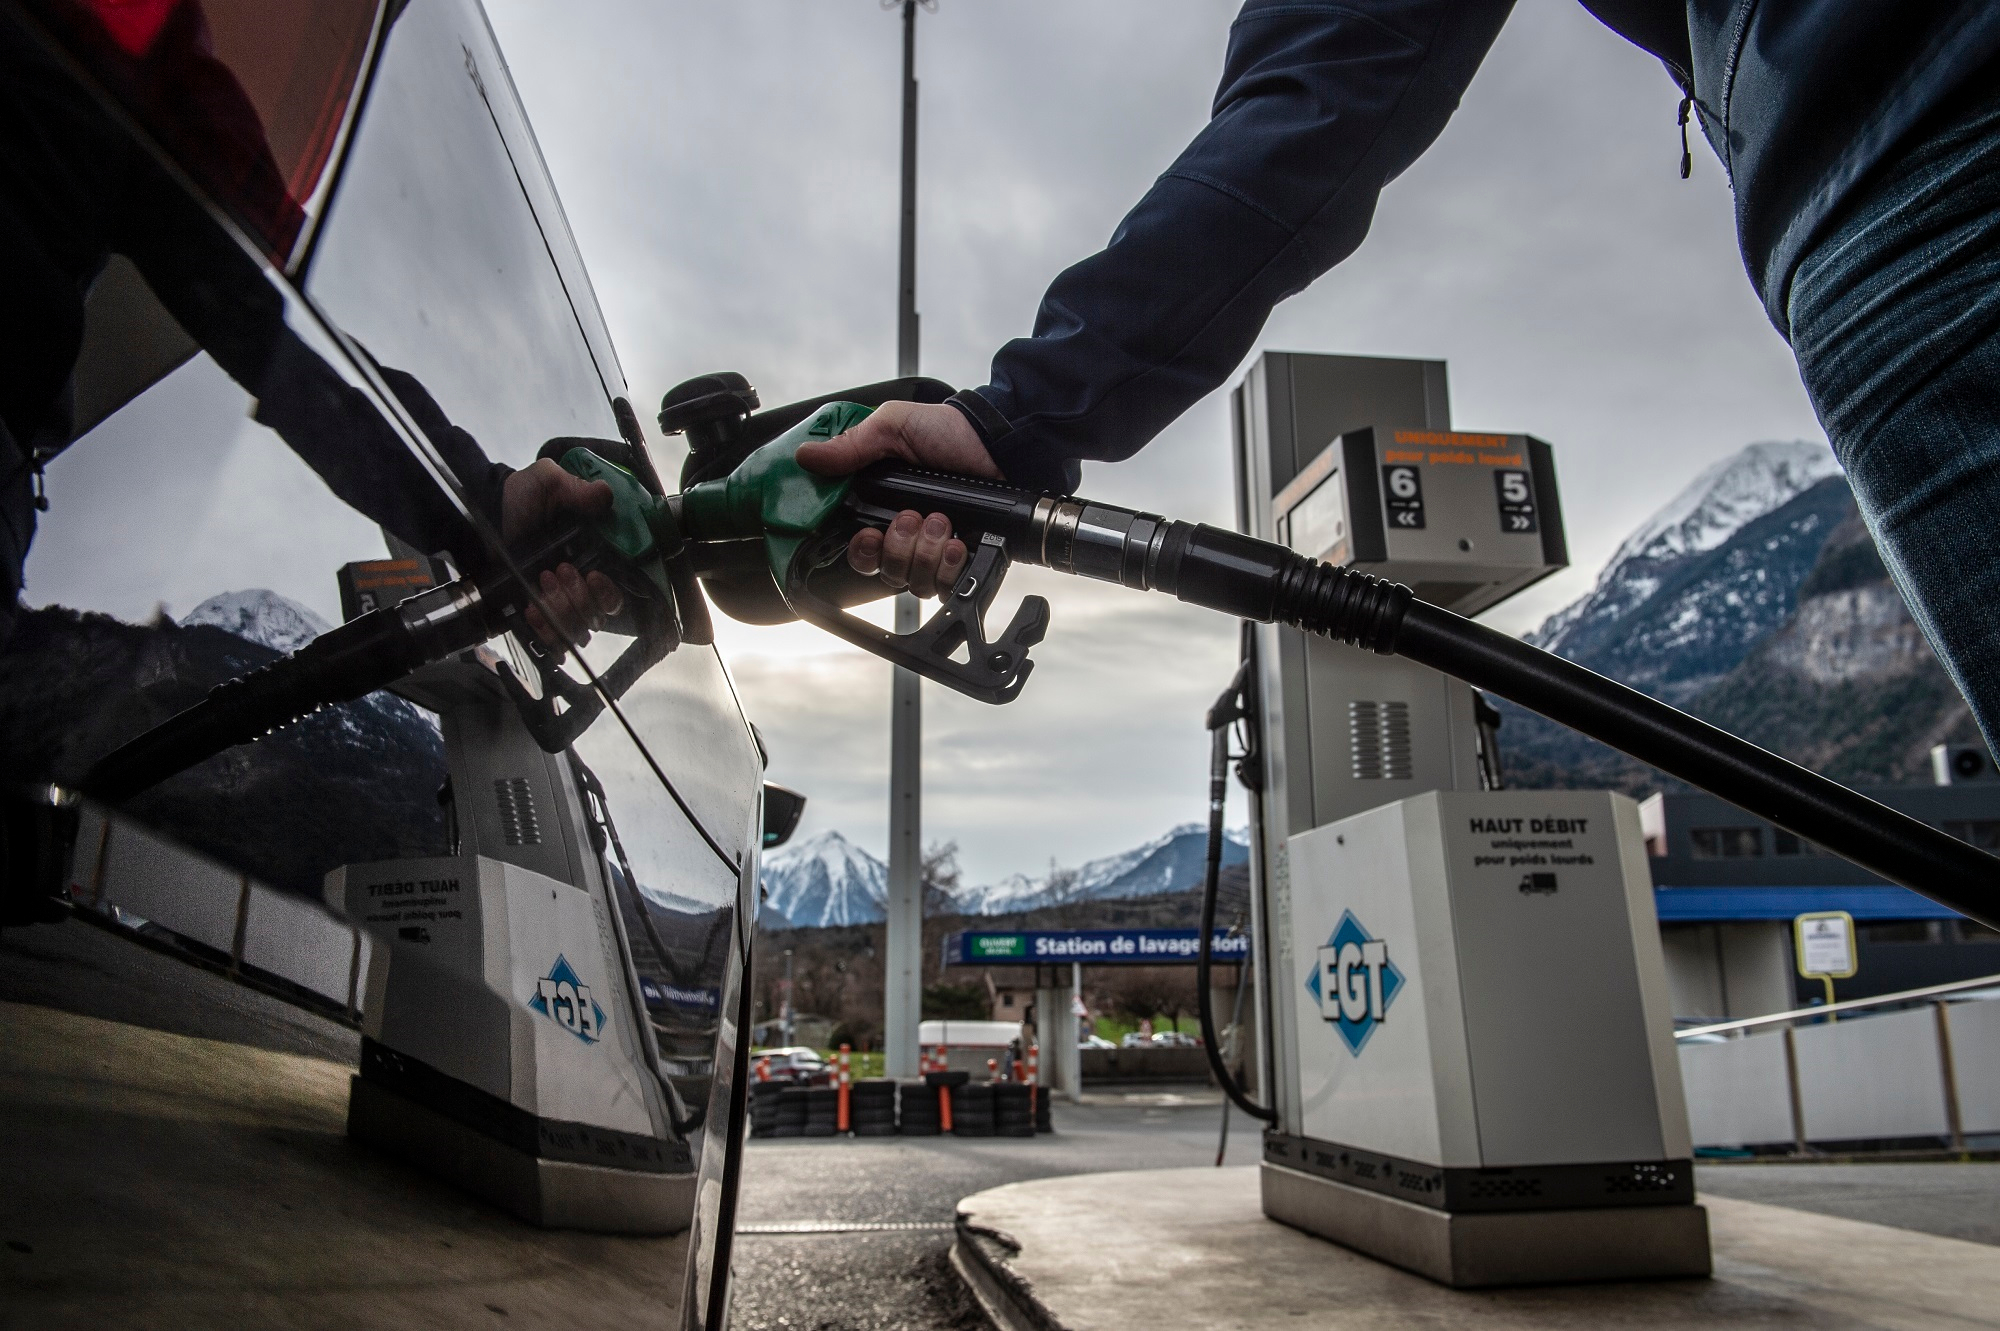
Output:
[{"xmin": 967, "ymin": 0, "xmax": 1515, "ymax": 494}]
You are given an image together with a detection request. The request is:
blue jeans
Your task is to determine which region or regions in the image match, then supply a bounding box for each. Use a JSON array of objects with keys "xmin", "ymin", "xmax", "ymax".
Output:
[{"xmin": 1788, "ymin": 76, "xmax": 2000, "ymax": 755}]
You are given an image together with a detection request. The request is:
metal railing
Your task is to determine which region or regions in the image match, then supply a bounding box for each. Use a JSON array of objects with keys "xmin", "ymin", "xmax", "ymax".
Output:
[
  {"xmin": 64, "ymin": 801, "xmax": 368, "ymax": 1025},
  {"xmin": 1673, "ymin": 972, "xmax": 1999, "ymax": 1154},
  {"xmin": 1675, "ymin": 972, "xmax": 2000, "ymax": 1040}
]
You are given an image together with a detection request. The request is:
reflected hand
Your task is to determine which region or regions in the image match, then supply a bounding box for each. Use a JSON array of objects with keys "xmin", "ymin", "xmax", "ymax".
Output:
[
  {"xmin": 794, "ymin": 400, "xmax": 1002, "ymax": 600},
  {"xmin": 501, "ymin": 459, "xmax": 626, "ymax": 649}
]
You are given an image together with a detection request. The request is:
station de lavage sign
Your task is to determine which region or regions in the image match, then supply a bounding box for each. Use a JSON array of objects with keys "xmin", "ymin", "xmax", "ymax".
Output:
[{"xmin": 949, "ymin": 929, "xmax": 1250, "ymax": 966}]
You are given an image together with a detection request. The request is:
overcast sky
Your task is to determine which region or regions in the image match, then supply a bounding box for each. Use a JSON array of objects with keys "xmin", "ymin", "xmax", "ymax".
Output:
[
  {"xmin": 34, "ymin": 0, "xmax": 1831, "ymax": 888},
  {"xmin": 477, "ymin": 0, "xmax": 1825, "ymax": 884}
]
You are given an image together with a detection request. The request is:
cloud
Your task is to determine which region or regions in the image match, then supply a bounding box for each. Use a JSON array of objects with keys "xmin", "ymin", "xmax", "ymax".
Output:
[
  {"xmin": 486, "ymin": 0, "xmax": 1822, "ymax": 881},
  {"xmin": 32, "ymin": 1, "xmax": 1828, "ymax": 889}
]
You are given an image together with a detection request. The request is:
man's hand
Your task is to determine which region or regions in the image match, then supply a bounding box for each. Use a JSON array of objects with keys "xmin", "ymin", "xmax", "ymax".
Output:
[
  {"xmin": 501, "ymin": 459, "xmax": 626, "ymax": 649},
  {"xmin": 794, "ymin": 400, "xmax": 1003, "ymax": 599}
]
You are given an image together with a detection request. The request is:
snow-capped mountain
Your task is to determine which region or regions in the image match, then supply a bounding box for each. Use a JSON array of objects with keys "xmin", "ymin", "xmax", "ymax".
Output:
[
  {"xmin": 758, "ymin": 823, "xmax": 1251, "ymax": 928},
  {"xmin": 760, "ymin": 830, "xmax": 891, "ymax": 928},
  {"xmin": 182, "ymin": 589, "xmax": 332, "ymax": 654},
  {"xmin": 1531, "ymin": 473, "xmax": 1854, "ymax": 705},
  {"xmin": 1500, "ymin": 442, "xmax": 1977, "ymax": 792},
  {"xmin": 949, "ymin": 822, "xmax": 1249, "ymax": 915},
  {"xmin": 1532, "ymin": 441, "xmax": 1841, "ymax": 660},
  {"xmin": 0, "ymin": 597, "xmax": 447, "ymax": 898}
]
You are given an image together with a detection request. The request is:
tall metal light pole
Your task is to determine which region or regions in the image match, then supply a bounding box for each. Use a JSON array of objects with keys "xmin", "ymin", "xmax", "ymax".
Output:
[{"xmin": 882, "ymin": 0, "xmax": 934, "ymax": 1079}]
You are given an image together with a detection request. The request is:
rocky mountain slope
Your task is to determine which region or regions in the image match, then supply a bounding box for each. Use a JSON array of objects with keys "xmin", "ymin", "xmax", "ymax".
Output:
[
  {"xmin": 758, "ymin": 830, "xmax": 889, "ymax": 929},
  {"xmin": 1501, "ymin": 444, "xmax": 1979, "ymax": 792},
  {"xmin": 1532, "ymin": 442, "xmax": 1840, "ymax": 645},
  {"xmin": 0, "ymin": 591, "xmax": 446, "ymax": 896},
  {"xmin": 1691, "ymin": 508, "xmax": 1977, "ymax": 784}
]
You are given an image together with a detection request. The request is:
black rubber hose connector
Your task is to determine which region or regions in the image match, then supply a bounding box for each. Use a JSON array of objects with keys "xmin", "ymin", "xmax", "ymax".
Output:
[{"xmin": 1272, "ymin": 558, "xmax": 1413, "ymax": 654}]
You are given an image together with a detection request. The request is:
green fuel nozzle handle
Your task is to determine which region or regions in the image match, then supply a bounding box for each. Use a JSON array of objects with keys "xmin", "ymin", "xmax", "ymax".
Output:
[
  {"xmin": 676, "ymin": 401, "xmax": 1050, "ymax": 704},
  {"xmin": 677, "ymin": 401, "xmax": 872, "ymax": 579}
]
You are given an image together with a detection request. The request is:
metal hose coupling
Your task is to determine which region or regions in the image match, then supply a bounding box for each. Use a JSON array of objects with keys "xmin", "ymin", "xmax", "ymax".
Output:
[{"xmin": 1018, "ymin": 496, "xmax": 1411, "ymax": 651}]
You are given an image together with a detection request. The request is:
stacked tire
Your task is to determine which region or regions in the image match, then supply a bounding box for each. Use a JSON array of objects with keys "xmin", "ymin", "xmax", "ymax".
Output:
[
  {"xmin": 851, "ymin": 1078, "xmax": 898, "ymax": 1137},
  {"xmin": 803, "ymin": 1086, "xmax": 840, "ymax": 1136},
  {"xmin": 750, "ymin": 1081, "xmax": 784, "ymax": 1138},
  {"xmin": 1033, "ymin": 1083, "xmax": 1053, "ymax": 1134},
  {"xmin": 773, "ymin": 1086, "xmax": 809, "ymax": 1138},
  {"xmin": 994, "ymin": 1082, "xmax": 1035, "ymax": 1137},
  {"xmin": 951, "ymin": 1082, "xmax": 997, "ymax": 1137},
  {"xmin": 898, "ymin": 1079, "xmax": 942, "ymax": 1136}
]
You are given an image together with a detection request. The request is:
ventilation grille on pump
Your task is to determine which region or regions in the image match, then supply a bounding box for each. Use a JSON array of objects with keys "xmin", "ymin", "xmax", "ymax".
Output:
[
  {"xmin": 1349, "ymin": 701, "xmax": 1413, "ymax": 780},
  {"xmin": 494, "ymin": 777, "xmax": 542, "ymax": 846}
]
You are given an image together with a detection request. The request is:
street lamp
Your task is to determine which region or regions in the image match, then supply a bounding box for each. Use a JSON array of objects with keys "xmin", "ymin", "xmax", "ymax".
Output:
[{"xmin": 882, "ymin": 0, "xmax": 936, "ymax": 1080}]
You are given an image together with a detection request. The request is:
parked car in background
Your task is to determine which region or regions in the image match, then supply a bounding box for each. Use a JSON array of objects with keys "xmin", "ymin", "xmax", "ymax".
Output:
[
  {"xmin": 1080, "ymin": 1033, "xmax": 1117, "ymax": 1051},
  {"xmin": 753, "ymin": 1047, "xmax": 832, "ymax": 1085},
  {"xmin": 1151, "ymin": 1031, "xmax": 1200, "ymax": 1048}
]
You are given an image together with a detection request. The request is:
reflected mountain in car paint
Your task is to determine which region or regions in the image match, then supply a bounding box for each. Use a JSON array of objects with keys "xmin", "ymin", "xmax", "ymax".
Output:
[
  {"xmin": 0, "ymin": 597, "xmax": 445, "ymax": 896},
  {"xmin": 181, "ymin": 587, "xmax": 333, "ymax": 655}
]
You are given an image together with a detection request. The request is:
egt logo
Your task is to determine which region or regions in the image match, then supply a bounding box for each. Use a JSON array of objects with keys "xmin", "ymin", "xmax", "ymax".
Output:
[
  {"xmin": 1304, "ymin": 910, "xmax": 1404, "ymax": 1055},
  {"xmin": 530, "ymin": 953, "xmax": 606, "ymax": 1044}
]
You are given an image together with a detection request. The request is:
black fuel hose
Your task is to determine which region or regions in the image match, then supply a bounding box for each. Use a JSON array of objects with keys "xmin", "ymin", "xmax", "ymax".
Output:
[
  {"xmin": 1196, "ymin": 661, "xmax": 1275, "ymax": 1124},
  {"xmin": 849, "ymin": 468, "xmax": 2000, "ymax": 933},
  {"xmin": 81, "ymin": 578, "xmax": 494, "ymax": 803}
]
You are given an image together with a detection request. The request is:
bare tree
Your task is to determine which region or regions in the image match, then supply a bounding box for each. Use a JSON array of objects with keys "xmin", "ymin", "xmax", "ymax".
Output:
[
  {"xmin": 1100, "ymin": 966, "xmax": 1196, "ymax": 1028},
  {"xmin": 922, "ymin": 838, "xmax": 962, "ymax": 914}
]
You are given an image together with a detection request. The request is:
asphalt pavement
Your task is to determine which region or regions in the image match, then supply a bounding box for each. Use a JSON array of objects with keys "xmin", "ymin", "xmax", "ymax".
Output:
[
  {"xmin": 728, "ymin": 1098, "xmax": 2000, "ymax": 1330},
  {"xmin": 728, "ymin": 1090, "xmax": 1260, "ymax": 1331},
  {"xmin": 1695, "ymin": 1161, "xmax": 2000, "ymax": 1247}
]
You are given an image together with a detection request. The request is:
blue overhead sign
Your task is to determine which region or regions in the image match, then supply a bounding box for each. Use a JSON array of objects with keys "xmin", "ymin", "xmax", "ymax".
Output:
[{"xmin": 947, "ymin": 929, "xmax": 1250, "ymax": 967}]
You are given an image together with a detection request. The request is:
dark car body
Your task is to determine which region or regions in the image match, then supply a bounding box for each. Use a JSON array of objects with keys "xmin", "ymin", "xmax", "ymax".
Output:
[{"xmin": 1, "ymin": 2, "xmax": 760, "ymax": 1324}]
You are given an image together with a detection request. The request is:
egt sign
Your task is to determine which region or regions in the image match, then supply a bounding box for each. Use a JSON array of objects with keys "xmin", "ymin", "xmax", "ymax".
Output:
[{"xmin": 1304, "ymin": 910, "xmax": 1403, "ymax": 1055}]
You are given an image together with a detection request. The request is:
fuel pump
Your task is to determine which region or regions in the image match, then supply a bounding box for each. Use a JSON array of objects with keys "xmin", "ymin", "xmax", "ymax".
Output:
[
  {"xmin": 327, "ymin": 651, "xmax": 702, "ymax": 1233},
  {"xmin": 1219, "ymin": 353, "xmax": 1690, "ymax": 1285}
]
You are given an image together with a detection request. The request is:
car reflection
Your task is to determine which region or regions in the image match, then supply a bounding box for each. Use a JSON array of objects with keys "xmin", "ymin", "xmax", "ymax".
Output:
[{"xmin": 2, "ymin": 0, "xmax": 763, "ymax": 1316}]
